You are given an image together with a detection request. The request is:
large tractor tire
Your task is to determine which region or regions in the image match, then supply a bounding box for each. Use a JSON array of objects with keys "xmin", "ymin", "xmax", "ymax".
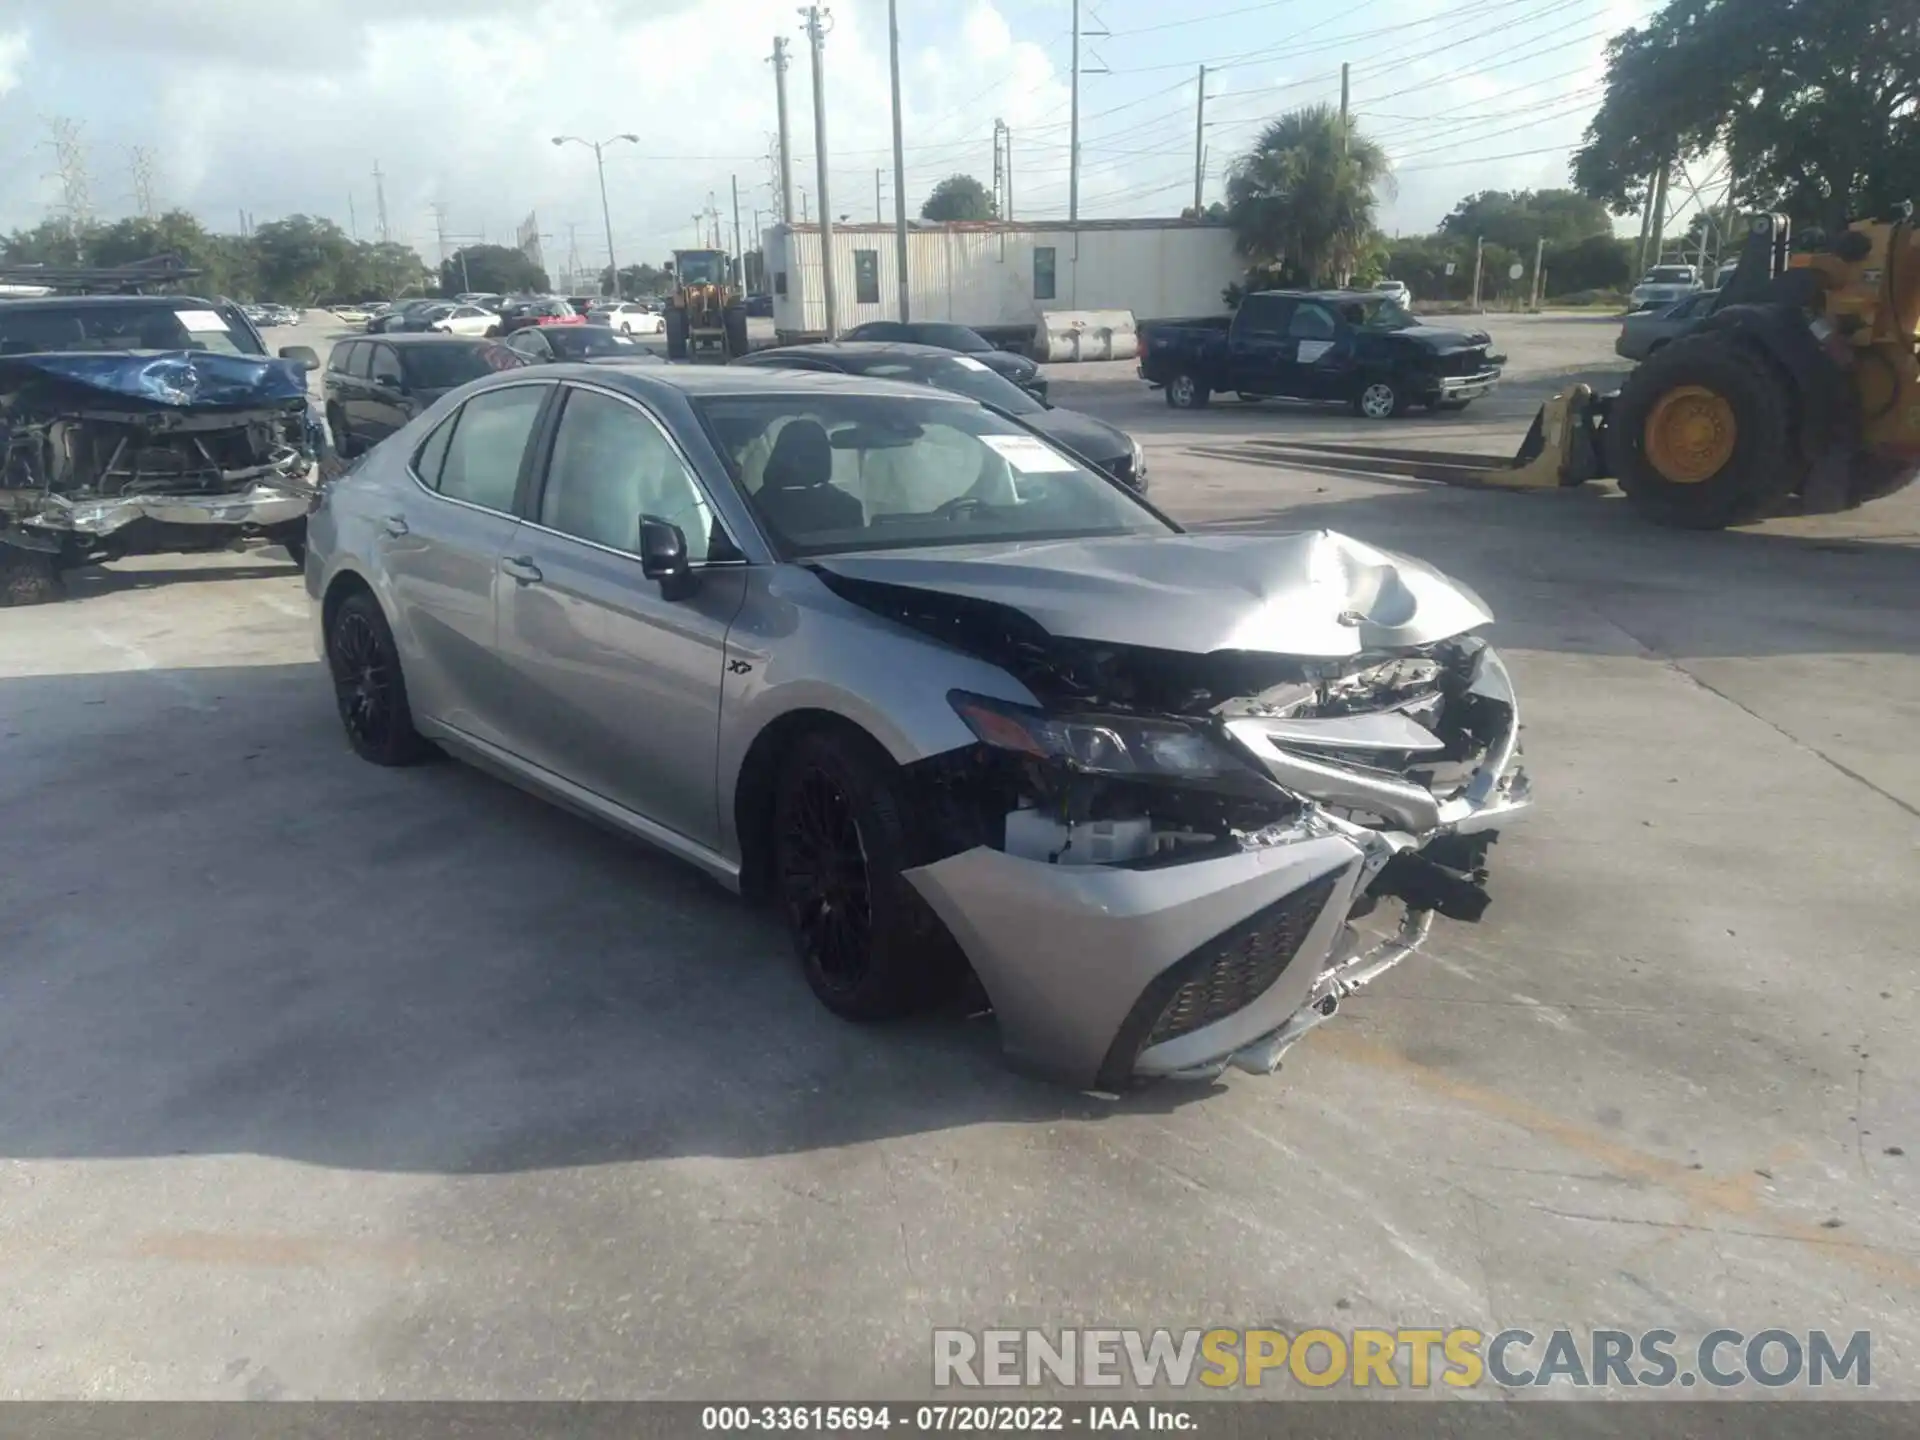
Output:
[
  {"xmin": 722, "ymin": 303, "xmax": 750, "ymax": 359},
  {"xmin": 1606, "ymin": 333, "xmax": 1800, "ymax": 529},
  {"xmin": 664, "ymin": 307, "xmax": 691, "ymax": 361}
]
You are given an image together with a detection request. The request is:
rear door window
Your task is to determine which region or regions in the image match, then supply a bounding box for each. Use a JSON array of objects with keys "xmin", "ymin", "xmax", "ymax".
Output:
[
  {"xmin": 434, "ymin": 384, "xmax": 549, "ymax": 512},
  {"xmin": 1237, "ymin": 295, "xmax": 1293, "ymax": 336},
  {"xmin": 369, "ymin": 346, "xmax": 403, "ymax": 384}
]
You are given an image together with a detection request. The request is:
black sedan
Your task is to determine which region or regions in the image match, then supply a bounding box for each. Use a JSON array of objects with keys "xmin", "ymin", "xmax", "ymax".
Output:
[
  {"xmin": 322, "ymin": 334, "xmax": 525, "ymax": 457},
  {"xmin": 734, "ymin": 341, "xmax": 1144, "ymax": 492},
  {"xmin": 502, "ymin": 324, "xmax": 663, "ymax": 365},
  {"xmin": 839, "ymin": 320, "xmax": 1046, "ymax": 401}
]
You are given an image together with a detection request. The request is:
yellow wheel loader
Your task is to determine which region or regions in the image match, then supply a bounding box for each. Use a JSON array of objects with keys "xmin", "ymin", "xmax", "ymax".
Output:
[
  {"xmin": 1245, "ymin": 210, "xmax": 1920, "ymax": 529},
  {"xmin": 663, "ymin": 249, "xmax": 748, "ymax": 362}
]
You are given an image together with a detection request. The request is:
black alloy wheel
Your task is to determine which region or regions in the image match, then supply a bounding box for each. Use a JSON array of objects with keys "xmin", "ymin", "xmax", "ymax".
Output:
[
  {"xmin": 778, "ymin": 764, "xmax": 875, "ymax": 998},
  {"xmin": 326, "ymin": 593, "xmax": 429, "ymax": 765}
]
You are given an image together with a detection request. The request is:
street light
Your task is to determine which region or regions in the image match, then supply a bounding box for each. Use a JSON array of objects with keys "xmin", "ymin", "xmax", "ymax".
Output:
[{"xmin": 552, "ymin": 133, "xmax": 638, "ymax": 297}]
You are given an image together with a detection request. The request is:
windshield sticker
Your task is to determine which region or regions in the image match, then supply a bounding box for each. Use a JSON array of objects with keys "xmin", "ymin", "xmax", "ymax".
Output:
[
  {"xmin": 982, "ymin": 434, "xmax": 1078, "ymax": 473},
  {"xmin": 952, "ymin": 355, "xmax": 991, "ymax": 370},
  {"xmin": 1297, "ymin": 339, "xmax": 1335, "ymax": 364},
  {"xmin": 175, "ymin": 309, "xmax": 229, "ymax": 331}
]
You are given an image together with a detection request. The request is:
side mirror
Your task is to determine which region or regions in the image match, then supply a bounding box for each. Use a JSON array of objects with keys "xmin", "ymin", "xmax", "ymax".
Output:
[
  {"xmin": 639, "ymin": 517, "xmax": 698, "ymax": 600},
  {"xmin": 376, "ymin": 372, "xmax": 403, "ymax": 390},
  {"xmin": 279, "ymin": 345, "xmax": 320, "ymax": 372}
]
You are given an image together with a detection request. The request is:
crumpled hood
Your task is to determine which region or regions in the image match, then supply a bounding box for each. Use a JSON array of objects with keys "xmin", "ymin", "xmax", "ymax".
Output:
[
  {"xmin": 813, "ymin": 529, "xmax": 1494, "ymax": 657},
  {"xmin": 0, "ymin": 350, "xmax": 310, "ymax": 410}
]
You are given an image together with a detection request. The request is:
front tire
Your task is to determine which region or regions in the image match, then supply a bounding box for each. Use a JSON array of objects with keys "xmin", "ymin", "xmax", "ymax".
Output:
[
  {"xmin": 772, "ymin": 728, "xmax": 956, "ymax": 1022},
  {"xmin": 1355, "ymin": 378, "xmax": 1408, "ymax": 420},
  {"xmin": 1165, "ymin": 372, "xmax": 1210, "ymax": 409},
  {"xmin": 325, "ymin": 591, "xmax": 431, "ymax": 766},
  {"xmin": 1606, "ymin": 333, "xmax": 1796, "ymax": 529}
]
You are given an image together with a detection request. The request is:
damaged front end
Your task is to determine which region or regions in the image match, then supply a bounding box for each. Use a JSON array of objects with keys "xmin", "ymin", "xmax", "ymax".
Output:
[
  {"xmin": 816, "ymin": 532, "xmax": 1530, "ymax": 1088},
  {"xmin": 1, "ymin": 351, "xmax": 320, "ymax": 592}
]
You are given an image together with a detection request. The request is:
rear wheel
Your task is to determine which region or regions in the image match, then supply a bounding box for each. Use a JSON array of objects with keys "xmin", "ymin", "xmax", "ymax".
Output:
[
  {"xmin": 1606, "ymin": 334, "xmax": 1797, "ymax": 529},
  {"xmin": 1165, "ymin": 372, "xmax": 1210, "ymax": 409},
  {"xmin": 772, "ymin": 728, "xmax": 957, "ymax": 1022},
  {"xmin": 325, "ymin": 591, "xmax": 431, "ymax": 766}
]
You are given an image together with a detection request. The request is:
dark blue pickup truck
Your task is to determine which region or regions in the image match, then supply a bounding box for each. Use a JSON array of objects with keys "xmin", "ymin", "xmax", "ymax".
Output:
[{"xmin": 1138, "ymin": 289, "xmax": 1504, "ymax": 418}]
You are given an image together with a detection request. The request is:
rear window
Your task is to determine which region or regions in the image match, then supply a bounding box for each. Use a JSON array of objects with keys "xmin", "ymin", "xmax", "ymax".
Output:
[
  {"xmin": 401, "ymin": 343, "xmax": 525, "ymax": 389},
  {"xmin": 0, "ymin": 301, "xmax": 266, "ymax": 357},
  {"xmin": 1648, "ymin": 267, "xmax": 1696, "ymax": 284}
]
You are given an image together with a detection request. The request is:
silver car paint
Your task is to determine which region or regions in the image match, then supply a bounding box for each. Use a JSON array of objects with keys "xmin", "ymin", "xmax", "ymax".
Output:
[
  {"xmin": 811, "ymin": 529, "xmax": 1495, "ymax": 658},
  {"xmin": 309, "ymin": 364, "xmax": 1529, "ymax": 1087}
]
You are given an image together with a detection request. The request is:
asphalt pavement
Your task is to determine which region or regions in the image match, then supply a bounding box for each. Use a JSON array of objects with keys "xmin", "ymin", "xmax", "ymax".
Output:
[{"xmin": 2, "ymin": 312, "xmax": 1917, "ymax": 1402}]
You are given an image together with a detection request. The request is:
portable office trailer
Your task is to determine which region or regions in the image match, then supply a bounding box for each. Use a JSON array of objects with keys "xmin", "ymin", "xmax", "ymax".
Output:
[{"xmin": 763, "ymin": 220, "xmax": 1239, "ymax": 350}]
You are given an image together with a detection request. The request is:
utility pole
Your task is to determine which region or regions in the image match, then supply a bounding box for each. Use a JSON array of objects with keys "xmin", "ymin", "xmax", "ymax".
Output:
[
  {"xmin": 348, "ymin": 193, "xmax": 358, "ymax": 241},
  {"xmin": 372, "ymin": 161, "xmax": 391, "ymax": 244},
  {"xmin": 888, "ymin": 0, "xmax": 910, "ymax": 320},
  {"xmin": 1192, "ymin": 66, "xmax": 1207, "ymax": 215},
  {"xmin": 1004, "ymin": 126, "xmax": 1013, "ymax": 221},
  {"xmin": 430, "ymin": 201, "xmax": 450, "ymax": 266},
  {"xmin": 875, "ymin": 167, "xmax": 883, "ymax": 223},
  {"xmin": 1531, "ymin": 236, "xmax": 1546, "ymax": 310},
  {"xmin": 128, "ymin": 146, "xmax": 158, "ymax": 220},
  {"xmin": 801, "ymin": 187, "xmax": 809, "ymax": 223},
  {"xmin": 732, "ymin": 174, "xmax": 744, "ymax": 287},
  {"xmin": 552, "ymin": 134, "xmax": 638, "ymax": 296},
  {"xmin": 993, "ymin": 120, "xmax": 1005, "ymax": 217},
  {"xmin": 803, "ymin": 4, "xmax": 838, "ymax": 338},
  {"xmin": 1068, "ymin": 0, "xmax": 1081, "ymax": 223},
  {"xmin": 1635, "ymin": 168, "xmax": 1658, "ymax": 272},
  {"xmin": 772, "ymin": 36, "xmax": 797, "ymax": 226},
  {"xmin": 1470, "ymin": 236, "xmax": 1485, "ymax": 311},
  {"xmin": 1646, "ymin": 160, "xmax": 1672, "ymax": 268},
  {"xmin": 1339, "ymin": 63, "xmax": 1351, "ymax": 156}
]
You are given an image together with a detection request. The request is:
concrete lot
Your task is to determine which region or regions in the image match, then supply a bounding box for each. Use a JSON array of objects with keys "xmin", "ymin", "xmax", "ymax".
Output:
[{"xmin": 3, "ymin": 313, "xmax": 1919, "ymax": 1403}]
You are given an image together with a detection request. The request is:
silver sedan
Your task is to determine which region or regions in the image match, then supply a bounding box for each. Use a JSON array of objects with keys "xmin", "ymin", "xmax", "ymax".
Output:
[{"xmin": 306, "ymin": 364, "xmax": 1530, "ymax": 1088}]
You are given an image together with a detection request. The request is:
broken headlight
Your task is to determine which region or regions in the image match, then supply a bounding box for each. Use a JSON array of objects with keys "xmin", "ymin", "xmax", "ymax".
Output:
[{"xmin": 949, "ymin": 690, "xmax": 1253, "ymax": 781}]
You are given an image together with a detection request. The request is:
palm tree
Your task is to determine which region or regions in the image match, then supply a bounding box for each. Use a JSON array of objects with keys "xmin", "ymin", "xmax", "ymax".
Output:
[{"xmin": 1225, "ymin": 104, "xmax": 1395, "ymax": 287}]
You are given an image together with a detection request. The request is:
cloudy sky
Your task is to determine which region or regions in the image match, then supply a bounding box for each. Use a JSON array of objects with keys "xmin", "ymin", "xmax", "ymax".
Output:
[{"xmin": 0, "ymin": 0, "xmax": 1661, "ymax": 273}]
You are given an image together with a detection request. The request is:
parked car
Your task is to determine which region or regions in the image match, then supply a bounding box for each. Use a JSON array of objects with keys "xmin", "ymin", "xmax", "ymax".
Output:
[
  {"xmin": 736, "ymin": 341, "xmax": 1145, "ymax": 492},
  {"xmin": 839, "ymin": 320, "xmax": 1046, "ymax": 400},
  {"xmin": 1629, "ymin": 265, "xmax": 1704, "ymax": 312},
  {"xmin": 592, "ymin": 300, "xmax": 666, "ymax": 335},
  {"xmin": 1372, "ymin": 279, "xmax": 1414, "ymax": 308},
  {"xmin": 0, "ymin": 292, "xmax": 324, "ymax": 602},
  {"xmin": 330, "ymin": 304, "xmax": 376, "ymax": 325},
  {"xmin": 370, "ymin": 300, "xmax": 455, "ymax": 334},
  {"xmin": 1614, "ymin": 290, "xmax": 1719, "ymax": 362},
  {"xmin": 1139, "ymin": 289, "xmax": 1503, "ymax": 417},
  {"xmin": 493, "ymin": 297, "xmax": 584, "ymax": 336},
  {"xmin": 503, "ymin": 324, "xmax": 662, "ymax": 364},
  {"xmin": 307, "ymin": 364, "xmax": 1529, "ymax": 1087},
  {"xmin": 430, "ymin": 303, "xmax": 502, "ymax": 338},
  {"xmin": 322, "ymin": 334, "xmax": 524, "ymax": 456}
]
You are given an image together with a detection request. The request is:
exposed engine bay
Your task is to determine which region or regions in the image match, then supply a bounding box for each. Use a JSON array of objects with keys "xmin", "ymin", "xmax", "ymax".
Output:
[
  {"xmin": 1, "ymin": 350, "xmax": 320, "ymax": 601},
  {"xmin": 814, "ymin": 538, "xmax": 1530, "ymax": 1087}
]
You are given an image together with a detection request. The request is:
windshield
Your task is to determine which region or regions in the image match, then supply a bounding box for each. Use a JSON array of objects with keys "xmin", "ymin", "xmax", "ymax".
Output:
[
  {"xmin": 693, "ymin": 392, "xmax": 1168, "ymax": 558},
  {"xmin": 400, "ymin": 342, "xmax": 525, "ymax": 388},
  {"xmin": 1647, "ymin": 267, "xmax": 1696, "ymax": 284},
  {"xmin": 0, "ymin": 301, "xmax": 266, "ymax": 357},
  {"xmin": 677, "ymin": 253, "xmax": 726, "ymax": 285},
  {"xmin": 911, "ymin": 324, "xmax": 989, "ymax": 352},
  {"xmin": 1340, "ymin": 297, "xmax": 1417, "ymax": 330},
  {"xmin": 855, "ymin": 356, "xmax": 1043, "ymax": 415},
  {"xmin": 548, "ymin": 327, "xmax": 647, "ymax": 358}
]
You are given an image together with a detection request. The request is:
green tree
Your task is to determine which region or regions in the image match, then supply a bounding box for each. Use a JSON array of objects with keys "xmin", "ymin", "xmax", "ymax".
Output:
[
  {"xmin": 1225, "ymin": 104, "xmax": 1394, "ymax": 286},
  {"xmin": 920, "ymin": 174, "xmax": 996, "ymax": 222},
  {"xmin": 251, "ymin": 214, "xmax": 356, "ymax": 303},
  {"xmin": 1, "ymin": 219, "xmax": 89, "ymax": 267},
  {"xmin": 1574, "ymin": 0, "xmax": 1920, "ymax": 232},
  {"xmin": 442, "ymin": 243, "xmax": 548, "ymax": 297},
  {"xmin": 600, "ymin": 260, "xmax": 672, "ymax": 297},
  {"xmin": 1439, "ymin": 189, "xmax": 1613, "ymax": 252}
]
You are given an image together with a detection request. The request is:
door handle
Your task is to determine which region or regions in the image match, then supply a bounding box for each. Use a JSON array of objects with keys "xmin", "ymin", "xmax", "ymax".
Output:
[
  {"xmin": 382, "ymin": 513, "xmax": 410, "ymax": 537},
  {"xmin": 501, "ymin": 555, "xmax": 543, "ymax": 585}
]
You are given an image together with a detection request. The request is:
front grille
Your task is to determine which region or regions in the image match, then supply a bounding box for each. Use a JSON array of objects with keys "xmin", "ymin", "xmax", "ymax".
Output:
[
  {"xmin": 1144, "ymin": 874, "xmax": 1339, "ymax": 1047},
  {"xmin": 1439, "ymin": 350, "xmax": 1490, "ymax": 377}
]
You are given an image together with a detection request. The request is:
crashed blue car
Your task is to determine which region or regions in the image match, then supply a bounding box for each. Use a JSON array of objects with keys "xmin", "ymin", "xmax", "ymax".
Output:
[{"xmin": 0, "ymin": 294, "xmax": 327, "ymax": 605}]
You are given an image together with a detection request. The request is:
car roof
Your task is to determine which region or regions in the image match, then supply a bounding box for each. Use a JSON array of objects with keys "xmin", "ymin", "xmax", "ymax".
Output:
[
  {"xmin": 0, "ymin": 293, "xmax": 228, "ymax": 311},
  {"xmin": 524, "ymin": 360, "xmax": 953, "ymax": 403},
  {"xmin": 361, "ymin": 332, "xmax": 504, "ymax": 347},
  {"xmin": 1246, "ymin": 288, "xmax": 1379, "ymax": 302},
  {"xmin": 751, "ymin": 340, "xmax": 962, "ymax": 365}
]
